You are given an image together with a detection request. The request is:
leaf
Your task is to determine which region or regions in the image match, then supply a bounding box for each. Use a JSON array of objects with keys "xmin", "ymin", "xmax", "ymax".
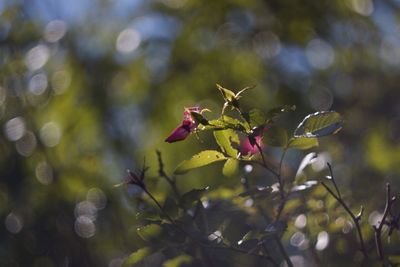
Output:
[
  {"xmin": 265, "ymin": 105, "xmax": 296, "ymax": 122},
  {"xmin": 163, "ymin": 255, "xmax": 193, "ymax": 267},
  {"xmin": 263, "ymin": 126, "xmax": 288, "ymax": 147},
  {"xmin": 236, "ymin": 85, "xmax": 255, "ymax": 98},
  {"xmin": 291, "ymin": 180, "xmax": 318, "ymax": 192},
  {"xmin": 222, "ymin": 158, "xmax": 239, "ymax": 177},
  {"xmin": 174, "ymin": 150, "xmax": 226, "ymax": 174},
  {"xmin": 122, "ymin": 247, "xmax": 151, "ymax": 267},
  {"xmin": 213, "ymin": 129, "xmax": 239, "ymax": 157},
  {"xmin": 137, "ymin": 224, "xmax": 162, "ymax": 242},
  {"xmin": 294, "ymin": 152, "xmax": 317, "ymax": 181},
  {"xmin": 294, "ymin": 111, "xmax": 343, "ymax": 138},
  {"xmin": 243, "ymin": 108, "xmax": 266, "ymax": 127},
  {"xmin": 238, "ymin": 230, "xmax": 263, "ymax": 245},
  {"xmin": 181, "ymin": 187, "xmax": 209, "ymax": 208},
  {"xmin": 287, "ymin": 137, "xmax": 319, "ymax": 150},
  {"xmin": 216, "ymin": 84, "xmax": 236, "ymax": 101},
  {"xmin": 204, "ymin": 116, "xmax": 248, "ymax": 131}
]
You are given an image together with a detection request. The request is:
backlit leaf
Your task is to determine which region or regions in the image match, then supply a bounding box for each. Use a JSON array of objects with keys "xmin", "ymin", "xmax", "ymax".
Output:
[
  {"xmin": 288, "ymin": 137, "xmax": 319, "ymax": 149},
  {"xmin": 122, "ymin": 247, "xmax": 151, "ymax": 267},
  {"xmin": 174, "ymin": 150, "xmax": 226, "ymax": 174},
  {"xmin": 163, "ymin": 255, "xmax": 193, "ymax": 267},
  {"xmin": 137, "ymin": 224, "xmax": 162, "ymax": 242},
  {"xmin": 222, "ymin": 158, "xmax": 239, "ymax": 177},
  {"xmin": 294, "ymin": 111, "xmax": 343, "ymax": 138},
  {"xmin": 213, "ymin": 129, "xmax": 239, "ymax": 157}
]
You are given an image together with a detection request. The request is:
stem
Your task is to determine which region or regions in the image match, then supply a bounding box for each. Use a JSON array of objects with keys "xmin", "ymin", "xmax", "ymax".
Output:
[
  {"xmin": 156, "ymin": 150, "xmax": 181, "ymax": 199},
  {"xmin": 253, "ymin": 142, "xmax": 293, "ymax": 267},
  {"xmin": 142, "ymin": 187, "xmax": 176, "ymax": 224},
  {"xmin": 321, "ymin": 163, "xmax": 368, "ymax": 258},
  {"xmin": 327, "ymin": 163, "xmax": 341, "ymax": 199},
  {"xmin": 373, "ymin": 183, "xmax": 396, "ymax": 261},
  {"xmin": 321, "ymin": 182, "xmax": 368, "ymax": 258}
]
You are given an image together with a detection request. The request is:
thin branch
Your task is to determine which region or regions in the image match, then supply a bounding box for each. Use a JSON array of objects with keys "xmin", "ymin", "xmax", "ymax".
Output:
[
  {"xmin": 326, "ymin": 163, "xmax": 341, "ymax": 199},
  {"xmin": 156, "ymin": 150, "xmax": 181, "ymax": 199},
  {"xmin": 321, "ymin": 163, "xmax": 368, "ymax": 258},
  {"xmin": 373, "ymin": 183, "xmax": 396, "ymax": 261}
]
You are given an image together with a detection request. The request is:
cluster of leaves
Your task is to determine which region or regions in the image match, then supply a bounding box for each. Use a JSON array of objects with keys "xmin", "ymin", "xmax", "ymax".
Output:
[{"xmin": 121, "ymin": 85, "xmax": 350, "ymax": 267}]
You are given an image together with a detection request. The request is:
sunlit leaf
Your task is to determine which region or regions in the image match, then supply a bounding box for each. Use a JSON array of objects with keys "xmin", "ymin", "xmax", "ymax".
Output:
[
  {"xmin": 294, "ymin": 152, "xmax": 317, "ymax": 181},
  {"xmin": 222, "ymin": 158, "xmax": 239, "ymax": 177},
  {"xmin": 294, "ymin": 111, "xmax": 343, "ymax": 138},
  {"xmin": 122, "ymin": 247, "xmax": 151, "ymax": 267},
  {"xmin": 137, "ymin": 224, "xmax": 162, "ymax": 242},
  {"xmin": 163, "ymin": 254, "xmax": 193, "ymax": 267},
  {"xmin": 216, "ymin": 84, "xmax": 236, "ymax": 101},
  {"xmin": 238, "ymin": 230, "xmax": 263, "ymax": 244},
  {"xmin": 263, "ymin": 126, "xmax": 288, "ymax": 147},
  {"xmin": 213, "ymin": 129, "xmax": 239, "ymax": 157},
  {"xmin": 291, "ymin": 180, "xmax": 318, "ymax": 192},
  {"xmin": 288, "ymin": 137, "xmax": 319, "ymax": 149},
  {"xmin": 236, "ymin": 85, "xmax": 255, "ymax": 98},
  {"xmin": 174, "ymin": 150, "xmax": 226, "ymax": 174}
]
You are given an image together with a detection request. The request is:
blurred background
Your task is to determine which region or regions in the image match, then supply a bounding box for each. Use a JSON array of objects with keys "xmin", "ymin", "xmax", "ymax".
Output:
[{"xmin": 1, "ymin": 0, "xmax": 400, "ymax": 266}]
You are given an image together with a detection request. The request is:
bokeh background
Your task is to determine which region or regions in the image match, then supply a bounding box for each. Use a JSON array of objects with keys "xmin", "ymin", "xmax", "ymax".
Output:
[{"xmin": 1, "ymin": 0, "xmax": 400, "ymax": 266}]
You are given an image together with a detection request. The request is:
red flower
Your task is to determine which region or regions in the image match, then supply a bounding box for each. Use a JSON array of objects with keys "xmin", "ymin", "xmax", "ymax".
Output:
[{"xmin": 165, "ymin": 107, "xmax": 201, "ymax": 143}]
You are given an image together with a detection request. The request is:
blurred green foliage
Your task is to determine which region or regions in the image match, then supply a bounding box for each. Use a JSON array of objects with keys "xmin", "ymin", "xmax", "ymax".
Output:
[{"xmin": 1, "ymin": 0, "xmax": 400, "ymax": 266}]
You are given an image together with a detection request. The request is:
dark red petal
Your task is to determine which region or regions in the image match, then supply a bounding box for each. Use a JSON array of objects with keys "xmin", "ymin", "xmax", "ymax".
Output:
[{"xmin": 165, "ymin": 124, "xmax": 191, "ymax": 143}]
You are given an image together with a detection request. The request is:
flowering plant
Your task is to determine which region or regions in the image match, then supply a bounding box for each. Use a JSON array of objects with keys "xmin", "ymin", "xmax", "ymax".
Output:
[{"xmin": 119, "ymin": 85, "xmax": 399, "ymax": 267}]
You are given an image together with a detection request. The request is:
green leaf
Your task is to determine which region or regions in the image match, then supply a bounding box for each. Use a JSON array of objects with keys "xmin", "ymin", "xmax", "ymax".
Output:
[
  {"xmin": 263, "ymin": 126, "xmax": 288, "ymax": 147},
  {"xmin": 174, "ymin": 150, "xmax": 226, "ymax": 174},
  {"xmin": 204, "ymin": 116, "xmax": 247, "ymax": 131},
  {"xmin": 238, "ymin": 230, "xmax": 263, "ymax": 244},
  {"xmin": 163, "ymin": 255, "xmax": 193, "ymax": 267},
  {"xmin": 216, "ymin": 84, "xmax": 236, "ymax": 101},
  {"xmin": 181, "ymin": 187, "xmax": 209, "ymax": 208},
  {"xmin": 294, "ymin": 111, "xmax": 343, "ymax": 137},
  {"xmin": 265, "ymin": 105, "xmax": 296, "ymax": 122},
  {"xmin": 137, "ymin": 224, "xmax": 162, "ymax": 242},
  {"xmin": 213, "ymin": 129, "xmax": 239, "ymax": 157},
  {"xmin": 122, "ymin": 247, "xmax": 151, "ymax": 267},
  {"xmin": 222, "ymin": 158, "xmax": 239, "ymax": 177},
  {"xmin": 287, "ymin": 137, "xmax": 319, "ymax": 149}
]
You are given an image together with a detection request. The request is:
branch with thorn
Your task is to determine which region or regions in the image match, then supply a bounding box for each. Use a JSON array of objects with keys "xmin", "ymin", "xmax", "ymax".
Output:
[
  {"xmin": 373, "ymin": 183, "xmax": 396, "ymax": 261},
  {"xmin": 321, "ymin": 163, "xmax": 368, "ymax": 258}
]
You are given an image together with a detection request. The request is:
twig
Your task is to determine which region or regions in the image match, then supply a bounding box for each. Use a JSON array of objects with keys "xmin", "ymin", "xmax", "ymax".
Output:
[
  {"xmin": 253, "ymin": 144, "xmax": 293, "ymax": 267},
  {"xmin": 156, "ymin": 150, "xmax": 181, "ymax": 199},
  {"xmin": 373, "ymin": 183, "xmax": 396, "ymax": 261},
  {"xmin": 321, "ymin": 163, "xmax": 368, "ymax": 258}
]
